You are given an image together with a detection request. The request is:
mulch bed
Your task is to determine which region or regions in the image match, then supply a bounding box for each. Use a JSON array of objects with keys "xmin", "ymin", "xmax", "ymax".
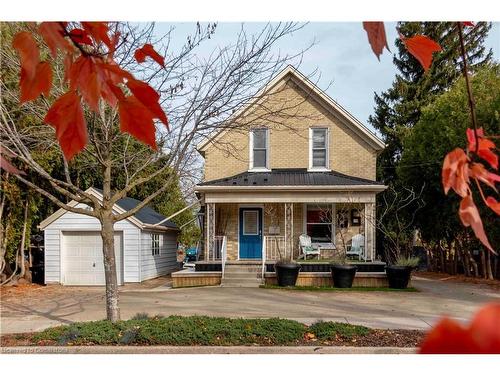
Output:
[
  {"xmin": 415, "ymin": 271, "xmax": 500, "ymax": 290},
  {"xmin": 0, "ymin": 329, "xmax": 425, "ymax": 348}
]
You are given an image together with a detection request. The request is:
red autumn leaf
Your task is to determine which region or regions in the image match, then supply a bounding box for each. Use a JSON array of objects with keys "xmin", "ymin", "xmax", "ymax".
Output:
[
  {"xmin": 126, "ymin": 78, "xmax": 169, "ymax": 128},
  {"xmin": 462, "ymin": 22, "xmax": 475, "ymax": 27},
  {"xmin": 363, "ymin": 22, "xmax": 390, "ymax": 60},
  {"xmin": 19, "ymin": 61, "xmax": 52, "ymax": 102},
  {"xmin": 486, "ymin": 197, "xmax": 500, "ymax": 215},
  {"xmin": 68, "ymin": 56, "xmax": 101, "ymax": 111},
  {"xmin": 39, "ymin": 22, "xmax": 72, "ymax": 57},
  {"xmin": 118, "ymin": 96, "xmax": 157, "ymax": 150},
  {"xmin": 442, "ymin": 148, "xmax": 469, "ymax": 197},
  {"xmin": 69, "ymin": 29, "xmax": 93, "ymax": 46},
  {"xmin": 12, "ymin": 31, "xmax": 40, "ymax": 78},
  {"xmin": 44, "ymin": 91, "xmax": 88, "ymax": 160},
  {"xmin": 466, "ymin": 128, "xmax": 498, "ymax": 169},
  {"xmin": 0, "ymin": 146, "xmax": 25, "ymax": 176},
  {"xmin": 94, "ymin": 61, "xmax": 133, "ymax": 107},
  {"xmin": 469, "ymin": 162, "xmax": 499, "ymax": 191},
  {"xmin": 459, "ymin": 194, "xmax": 493, "ymax": 252},
  {"xmin": 420, "ymin": 304, "xmax": 500, "ymax": 354},
  {"xmin": 134, "ymin": 44, "xmax": 165, "ymax": 67},
  {"xmin": 400, "ymin": 34, "xmax": 442, "ymax": 72},
  {"xmin": 81, "ymin": 22, "xmax": 113, "ymax": 50}
]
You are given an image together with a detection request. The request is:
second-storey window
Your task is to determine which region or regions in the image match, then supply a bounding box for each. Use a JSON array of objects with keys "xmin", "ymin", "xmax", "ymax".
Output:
[
  {"xmin": 310, "ymin": 128, "xmax": 328, "ymax": 169},
  {"xmin": 251, "ymin": 128, "xmax": 268, "ymax": 169}
]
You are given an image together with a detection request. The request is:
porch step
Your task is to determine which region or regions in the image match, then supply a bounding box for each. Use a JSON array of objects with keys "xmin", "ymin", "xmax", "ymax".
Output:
[{"xmin": 221, "ymin": 264, "xmax": 263, "ymax": 287}]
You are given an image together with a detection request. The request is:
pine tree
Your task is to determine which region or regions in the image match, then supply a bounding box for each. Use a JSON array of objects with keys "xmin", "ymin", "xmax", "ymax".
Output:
[{"xmin": 369, "ymin": 22, "xmax": 492, "ymax": 183}]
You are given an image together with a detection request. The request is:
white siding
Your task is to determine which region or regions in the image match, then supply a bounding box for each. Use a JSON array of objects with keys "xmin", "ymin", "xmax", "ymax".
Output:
[
  {"xmin": 43, "ymin": 203, "xmax": 141, "ymax": 283},
  {"xmin": 140, "ymin": 231, "xmax": 178, "ymax": 281}
]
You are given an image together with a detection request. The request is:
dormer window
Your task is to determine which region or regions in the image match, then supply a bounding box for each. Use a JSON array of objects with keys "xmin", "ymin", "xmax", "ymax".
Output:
[
  {"xmin": 249, "ymin": 128, "xmax": 269, "ymax": 171},
  {"xmin": 309, "ymin": 128, "xmax": 329, "ymax": 170}
]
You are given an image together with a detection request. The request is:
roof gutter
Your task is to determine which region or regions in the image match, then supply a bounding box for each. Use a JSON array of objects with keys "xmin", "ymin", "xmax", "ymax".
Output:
[{"xmin": 195, "ymin": 184, "xmax": 387, "ymax": 192}]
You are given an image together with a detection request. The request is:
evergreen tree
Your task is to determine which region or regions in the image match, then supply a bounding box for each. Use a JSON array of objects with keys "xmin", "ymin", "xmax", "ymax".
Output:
[{"xmin": 369, "ymin": 22, "xmax": 492, "ymax": 183}]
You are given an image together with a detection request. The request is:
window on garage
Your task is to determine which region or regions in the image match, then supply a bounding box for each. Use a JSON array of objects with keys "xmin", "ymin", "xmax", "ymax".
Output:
[{"xmin": 151, "ymin": 233, "xmax": 160, "ymax": 256}]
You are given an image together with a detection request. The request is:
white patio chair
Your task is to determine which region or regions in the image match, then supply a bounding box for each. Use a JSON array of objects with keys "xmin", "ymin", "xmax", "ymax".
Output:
[
  {"xmin": 299, "ymin": 234, "xmax": 320, "ymax": 260},
  {"xmin": 346, "ymin": 234, "xmax": 365, "ymax": 261}
]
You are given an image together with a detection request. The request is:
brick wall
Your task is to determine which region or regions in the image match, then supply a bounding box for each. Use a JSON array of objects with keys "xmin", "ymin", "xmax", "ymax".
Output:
[{"xmin": 202, "ymin": 80, "xmax": 378, "ymax": 181}]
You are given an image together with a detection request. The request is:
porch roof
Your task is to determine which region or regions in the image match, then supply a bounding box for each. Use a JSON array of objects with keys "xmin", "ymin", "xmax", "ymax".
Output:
[{"xmin": 197, "ymin": 168, "xmax": 385, "ymax": 191}]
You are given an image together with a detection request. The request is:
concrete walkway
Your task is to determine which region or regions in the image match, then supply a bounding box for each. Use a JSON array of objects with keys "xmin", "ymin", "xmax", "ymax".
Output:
[{"xmin": 1, "ymin": 276, "xmax": 498, "ymax": 334}]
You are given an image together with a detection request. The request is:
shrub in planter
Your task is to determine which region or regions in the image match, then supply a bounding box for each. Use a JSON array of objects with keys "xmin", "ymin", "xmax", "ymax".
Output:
[
  {"xmin": 275, "ymin": 261, "xmax": 301, "ymax": 287},
  {"xmin": 386, "ymin": 256, "xmax": 419, "ymax": 289},
  {"xmin": 330, "ymin": 256, "xmax": 357, "ymax": 288}
]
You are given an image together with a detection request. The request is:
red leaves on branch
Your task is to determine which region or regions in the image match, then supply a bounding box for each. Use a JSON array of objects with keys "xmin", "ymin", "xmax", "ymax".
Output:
[
  {"xmin": 0, "ymin": 146, "xmax": 25, "ymax": 176},
  {"xmin": 442, "ymin": 128, "xmax": 499, "ymax": 253},
  {"xmin": 400, "ymin": 34, "xmax": 442, "ymax": 72},
  {"xmin": 419, "ymin": 303, "xmax": 500, "ymax": 354},
  {"xmin": 12, "ymin": 22, "xmax": 169, "ymax": 161},
  {"xmin": 362, "ymin": 22, "xmax": 390, "ymax": 60},
  {"xmin": 118, "ymin": 96, "xmax": 158, "ymax": 150},
  {"xmin": 44, "ymin": 91, "xmax": 88, "ymax": 161},
  {"xmin": 467, "ymin": 128, "xmax": 498, "ymax": 169},
  {"xmin": 134, "ymin": 43, "xmax": 165, "ymax": 67},
  {"xmin": 12, "ymin": 32, "xmax": 53, "ymax": 102}
]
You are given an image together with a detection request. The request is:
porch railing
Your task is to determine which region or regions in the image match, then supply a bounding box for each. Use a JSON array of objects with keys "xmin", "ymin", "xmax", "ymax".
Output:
[
  {"xmin": 221, "ymin": 236, "xmax": 227, "ymax": 279},
  {"xmin": 262, "ymin": 235, "xmax": 287, "ymax": 278},
  {"xmin": 209, "ymin": 235, "xmax": 225, "ymax": 261}
]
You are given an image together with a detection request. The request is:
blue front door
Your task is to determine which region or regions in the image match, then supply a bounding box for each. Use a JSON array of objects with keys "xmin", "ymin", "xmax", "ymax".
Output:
[{"xmin": 239, "ymin": 208, "xmax": 263, "ymax": 259}]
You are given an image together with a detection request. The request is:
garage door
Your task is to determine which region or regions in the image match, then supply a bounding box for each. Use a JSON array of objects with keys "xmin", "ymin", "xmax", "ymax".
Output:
[{"xmin": 62, "ymin": 232, "xmax": 123, "ymax": 285}]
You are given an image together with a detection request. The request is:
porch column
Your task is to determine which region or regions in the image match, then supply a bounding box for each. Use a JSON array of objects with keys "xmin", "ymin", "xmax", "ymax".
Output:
[
  {"xmin": 364, "ymin": 202, "xmax": 376, "ymax": 261},
  {"xmin": 284, "ymin": 203, "xmax": 294, "ymax": 259},
  {"xmin": 206, "ymin": 203, "xmax": 216, "ymax": 260}
]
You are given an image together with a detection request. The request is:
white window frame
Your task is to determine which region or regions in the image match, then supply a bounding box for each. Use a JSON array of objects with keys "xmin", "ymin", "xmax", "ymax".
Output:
[
  {"xmin": 249, "ymin": 128, "xmax": 270, "ymax": 171},
  {"xmin": 303, "ymin": 203, "xmax": 336, "ymax": 248},
  {"xmin": 151, "ymin": 233, "xmax": 160, "ymax": 256},
  {"xmin": 308, "ymin": 127, "xmax": 330, "ymax": 171}
]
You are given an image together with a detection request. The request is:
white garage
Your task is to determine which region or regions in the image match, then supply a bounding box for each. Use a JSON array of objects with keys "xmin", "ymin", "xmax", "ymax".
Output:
[{"xmin": 40, "ymin": 188, "xmax": 179, "ymax": 286}]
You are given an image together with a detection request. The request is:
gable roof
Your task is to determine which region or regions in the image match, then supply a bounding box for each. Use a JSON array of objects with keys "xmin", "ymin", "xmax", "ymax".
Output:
[
  {"xmin": 196, "ymin": 168, "xmax": 386, "ymax": 192},
  {"xmin": 197, "ymin": 65, "xmax": 385, "ymax": 153},
  {"xmin": 39, "ymin": 187, "xmax": 178, "ymax": 231}
]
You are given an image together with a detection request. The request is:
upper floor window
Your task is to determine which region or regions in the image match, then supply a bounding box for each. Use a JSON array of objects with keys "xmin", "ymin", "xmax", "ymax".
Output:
[
  {"xmin": 151, "ymin": 233, "xmax": 160, "ymax": 256},
  {"xmin": 250, "ymin": 128, "xmax": 269, "ymax": 170},
  {"xmin": 309, "ymin": 128, "xmax": 329, "ymax": 170}
]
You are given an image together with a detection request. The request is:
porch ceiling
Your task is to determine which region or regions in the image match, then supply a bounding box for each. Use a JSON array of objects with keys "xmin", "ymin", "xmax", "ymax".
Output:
[{"xmin": 201, "ymin": 190, "xmax": 377, "ymax": 203}]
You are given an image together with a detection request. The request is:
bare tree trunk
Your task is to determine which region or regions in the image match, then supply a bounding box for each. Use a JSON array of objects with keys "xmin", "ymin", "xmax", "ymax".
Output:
[
  {"xmin": 480, "ymin": 249, "xmax": 487, "ymax": 278},
  {"xmin": 18, "ymin": 199, "xmax": 29, "ymax": 278},
  {"xmin": 485, "ymin": 250, "xmax": 493, "ymax": 280},
  {"xmin": 100, "ymin": 212, "xmax": 120, "ymax": 322}
]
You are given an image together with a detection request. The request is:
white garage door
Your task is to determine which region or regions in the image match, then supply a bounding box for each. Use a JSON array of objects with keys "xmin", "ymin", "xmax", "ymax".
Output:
[{"xmin": 62, "ymin": 231, "xmax": 123, "ymax": 285}]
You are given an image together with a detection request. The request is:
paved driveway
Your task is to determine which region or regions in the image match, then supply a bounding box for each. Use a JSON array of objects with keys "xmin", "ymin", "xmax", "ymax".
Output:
[{"xmin": 1, "ymin": 276, "xmax": 498, "ymax": 334}]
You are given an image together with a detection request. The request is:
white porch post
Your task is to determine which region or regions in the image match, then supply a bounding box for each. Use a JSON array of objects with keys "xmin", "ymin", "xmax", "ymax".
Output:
[
  {"xmin": 364, "ymin": 202, "xmax": 376, "ymax": 261},
  {"xmin": 206, "ymin": 203, "xmax": 216, "ymax": 260},
  {"xmin": 284, "ymin": 203, "xmax": 294, "ymax": 259}
]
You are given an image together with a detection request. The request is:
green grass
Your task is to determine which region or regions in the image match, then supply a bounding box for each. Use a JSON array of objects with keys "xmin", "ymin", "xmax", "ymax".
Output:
[
  {"xmin": 29, "ymin": 315, "xmax": 374, "ymax": 346},
  {"xmin": 260, "ymin": 285, "xmax": 419, "ymax": 292}
]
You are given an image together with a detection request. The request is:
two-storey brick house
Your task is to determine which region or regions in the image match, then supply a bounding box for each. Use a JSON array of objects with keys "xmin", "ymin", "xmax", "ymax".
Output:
[{"xmin": 192, "ymin": 66, "xmax": 386, "ymax": 285}]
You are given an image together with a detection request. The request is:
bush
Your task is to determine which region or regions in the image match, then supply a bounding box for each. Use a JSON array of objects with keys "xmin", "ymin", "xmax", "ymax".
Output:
[
  {"xmin": 395, "ymin": 256, "xmax": 420, "ymax": 268},
  {"xmin": 309, "ymin": 321, "xmax": 371, "ymax": 340}
]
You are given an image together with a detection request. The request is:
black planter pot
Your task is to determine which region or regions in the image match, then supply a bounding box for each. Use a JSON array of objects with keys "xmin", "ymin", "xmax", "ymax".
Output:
[
  {"xmin": 275, "ymin": 263, "xmax": 301, "ymax": 287},
  {"xmin": 386, "ymin": 265, "xmax": 412, "ymax": 289},
  {"xmin": 330, "ymin": 264, "xmax": 357, "ymax": 288}
]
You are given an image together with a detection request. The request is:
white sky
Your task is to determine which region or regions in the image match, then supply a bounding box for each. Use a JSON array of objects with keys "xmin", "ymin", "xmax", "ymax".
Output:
[{"xmin": 154, "ymin": 22, "xmax": 500, "ymax": 133}]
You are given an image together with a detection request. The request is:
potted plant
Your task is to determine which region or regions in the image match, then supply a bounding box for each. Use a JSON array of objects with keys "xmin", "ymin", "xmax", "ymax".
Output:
[
  {"xmin": 275, "ymin": 259, "xmax": 301, "ymax": 287},
  {"xmin": 386, "ymin": 256, "xmax": 419, "ymax": 289},
  {"xmin": 330, "ymin": 255, "xmax": 357, "ymax": 288}
]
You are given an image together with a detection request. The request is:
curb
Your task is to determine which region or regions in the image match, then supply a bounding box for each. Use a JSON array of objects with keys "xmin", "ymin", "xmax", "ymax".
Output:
[{"xmin": 0, "ymin": 346, "xmax": 417, "ymax": 354}]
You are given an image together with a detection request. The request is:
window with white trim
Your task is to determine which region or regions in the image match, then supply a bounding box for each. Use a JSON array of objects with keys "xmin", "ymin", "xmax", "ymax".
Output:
[
  {"xmin": 310, "ymin": 128, "xmax": 328, "ymax": 169},
  {"xmin": 306, "ymin": 204, "xmax": 334, "ymax": 243},
  {"xmin": 151, "ymin": 233, "xmax": 160, "ymax": 256},
  {"xmin": 250, "ymin": 128, "xmax": 268, "ymax": 169}
]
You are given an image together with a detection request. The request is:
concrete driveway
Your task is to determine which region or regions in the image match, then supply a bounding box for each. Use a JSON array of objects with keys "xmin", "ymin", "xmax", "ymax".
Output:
[{"xmin": 1, "ymin": 276, "xmax": 498, "ymax": 334}]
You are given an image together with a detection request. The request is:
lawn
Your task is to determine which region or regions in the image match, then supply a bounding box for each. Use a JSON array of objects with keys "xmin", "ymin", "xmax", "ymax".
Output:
[
  {"xmin": 1, "ymin": 315, "xmax": 424, "ymax": 347},
  {"xmin": 260, "ymin": 285, "xmax": 419, "ymax": 292}
]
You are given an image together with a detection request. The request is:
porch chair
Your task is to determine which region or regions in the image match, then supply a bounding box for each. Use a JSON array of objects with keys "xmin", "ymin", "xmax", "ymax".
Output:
[
  {"xmin": 346, "ymin": 234, "xmax": 366, "ymax": 261},
  {"xmin": 299, "ymin": 234, "xmax": 320, "ymax": 260}
]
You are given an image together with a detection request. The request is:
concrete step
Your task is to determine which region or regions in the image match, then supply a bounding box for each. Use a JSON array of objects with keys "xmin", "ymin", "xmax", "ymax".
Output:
[
  {"xmin": 224, "ymin": 269, "xmax": 262, "ymax": 275},
  {"xmin": 221, "ymin": 279, "xmax": 263, "ymax": 287},
  {"xmin": 223, "ymin": 273, "xmax": 262, "ymax": 280}
]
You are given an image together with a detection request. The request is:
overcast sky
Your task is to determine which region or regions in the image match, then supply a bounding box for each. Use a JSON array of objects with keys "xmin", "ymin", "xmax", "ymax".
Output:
[{"xmin": 155, "ymin": 22, "xmax": 500, "ymax": 134}]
